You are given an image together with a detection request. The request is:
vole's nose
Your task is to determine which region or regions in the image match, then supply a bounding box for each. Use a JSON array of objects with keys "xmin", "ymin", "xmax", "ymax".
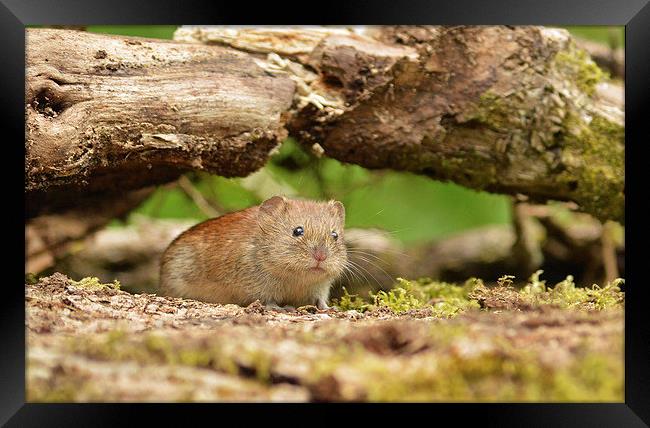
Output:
[{"xmin": 313, "ymin": 248, "xmax": 328, "ymax": 262}]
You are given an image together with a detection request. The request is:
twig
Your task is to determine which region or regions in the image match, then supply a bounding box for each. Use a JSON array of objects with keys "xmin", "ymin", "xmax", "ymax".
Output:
[
  {"xmin": 177, "ymin": 175, "xmax": 221, "ymax": 218},
  {"xmin": 601, "ymin": 220, "xmax": 620, "ymax": 283},
  {"xmin": 511, "ymin": 202, "xmax": 544, "ymax": 274}
]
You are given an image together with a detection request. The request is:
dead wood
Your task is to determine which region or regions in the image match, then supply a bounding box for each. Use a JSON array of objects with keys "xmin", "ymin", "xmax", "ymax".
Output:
[
  {"xmin": 27, "ymin": 26, "xmax": 624, "ymax": 223},
  {"xmin": 26, "ymin": 29, "xmax": 295, "ymax": 216}
]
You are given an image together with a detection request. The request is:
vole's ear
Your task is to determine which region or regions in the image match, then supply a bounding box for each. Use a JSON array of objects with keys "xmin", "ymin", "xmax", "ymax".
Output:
[
  {"xmin": 260, "ymin": 195, "xmax": 287, "ymax": 215},
  {"xmin": 328, "ymin": 200, "xmax": 345, "ymax": 222}
]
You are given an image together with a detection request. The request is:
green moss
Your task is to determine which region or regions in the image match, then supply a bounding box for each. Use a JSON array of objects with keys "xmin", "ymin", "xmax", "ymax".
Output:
[
  {"xmin": 66, "ymin": 331, "xmax": 278, "ymax": 386},
  {"xmin": 70, "ymin": 276, "xmax": 121, "ymax": 290},
  {"xmin": 336, "ymin": 272, "xmax": 624, "ymax": 315},
  {"xmin": 475, "ymin": 92, "xmax": 517, "ymax": 133},
  {"xmin": 396, "ymin": 277, "xmax": 482, "ymax": 317},
  {"xmin": 65, "ymin": 329, "xmax": 161, "ymax": 364},
  {"xmin": 25, "ymin": 273, "xmax": 40, "ymax": 285},
  {"xmin": 334, "ymin": 278, "xmax": 481, "ymax": 317},
  {"xmin": 28, "ymin": 381, "xmax": 80, "ymax": 402},
  {"xmin": 242, "ymin": 350, "xmax": 274, "ymax": 383},
  {"xmin": 521, "ymin": 270, "xmax": 624, "ymax": 310},
  {"xmin": 40, "ymin": 326, "xmax": 623, "ymax": 402},
  {"xmin": 551, "ymin": 48, "xmax": 623, "ymax": 223},
  {"xmin": 335, "ymin": 287, "xmax": 371, "ymax": 312},
  {"xmin": 469, "ymin": 42, "xmax": 623, "ymax": 224},
  {"xmin": 476, "ymin": 88, "xmax": 624, "ymax": 224},
  {"xmin": 497, "ymin": 275, "xmax": 516, "ymax": 288},
  {"xmin": 177, "ymin": 349, "xmax": 213, "ymax": 367},
  {"xmin": 370, "ymin": 285, "xmax": 425, "ymax": 312},
  {"xmin": 359, "ymin": 349, "xmax": 622, "ymax": 402},
  {"xmin": 558, "ymin": 112, "xmax": 625, "ymax": 223},
  {"xmin": 553, "ymin": 49, "xmax": 607, "ymax": 96},
  {"xmin": 521, "ymin": 269, "xmax": 547, "ymax": 294},
  {"xmin": 144, "ymin": 334, "xmax": 177, "ymax": 362},
  {"xmin": 306, "ymin": 325, "xmax": 622, "ymax": 402}
]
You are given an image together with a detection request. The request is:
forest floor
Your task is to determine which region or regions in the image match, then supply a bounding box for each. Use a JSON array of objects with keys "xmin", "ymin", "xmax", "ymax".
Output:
[{"xmin": 26, "ymin": 273, "xmax": 624, "ymax": 402}]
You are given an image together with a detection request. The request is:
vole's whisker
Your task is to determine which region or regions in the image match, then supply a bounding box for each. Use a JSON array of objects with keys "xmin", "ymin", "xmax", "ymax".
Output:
[
  {"xmin": 341, "ymin": 267, "xmax": 360, "ymax": 288},
  {"xmin": 346, "ymin": 245, "xmax": 412, "ymax": 259},
  {"xmin": 346, "ymin": 227, "xmax": 410, "ymax": 238},
  {"xmin": 346, "ymin": 254, "xmax": 394, "ymax": 282},
  {"xmin": 343, "ymin": 261, "xmax": 365, "ymax": 283},
  {"xmin": 347, "ymin": 259, "xmax": 384, "ymax": 289},
  {"xmin": 347, "ymin": 264, "xmax": 393, "ymax": 293},
  {"xmin": 346, "ymin": 250, "xmax": 389, "ymax": 262},
  {"xmin": 342, "ymin": 264, "xmax": 364, "ymax": 285}
]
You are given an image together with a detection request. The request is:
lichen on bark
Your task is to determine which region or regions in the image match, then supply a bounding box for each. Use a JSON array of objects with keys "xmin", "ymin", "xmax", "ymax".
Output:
[
  {"xmin": 283, "ymin": 26, "xmax": 624, "ymax": 223},
  {"xmin": 26, "ymin": 26, "xmax": 624, "ymax": 223},
  {"xmin": 461, "ymin": 32, "xmax": 624, "ymax": 223}
]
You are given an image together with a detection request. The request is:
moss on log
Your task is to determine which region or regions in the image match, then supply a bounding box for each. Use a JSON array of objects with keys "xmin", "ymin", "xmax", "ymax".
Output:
[{"xmin": 26, "ymin": 27, "xmax": 623, "ymax": 223}]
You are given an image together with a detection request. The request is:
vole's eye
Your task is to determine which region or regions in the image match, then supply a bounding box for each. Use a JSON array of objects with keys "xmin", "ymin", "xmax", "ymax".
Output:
[
  {"xmin": 292, "ymin": 226, "xmax": 304, "ymax": 237},
  {"xmin": 331, "ymin": 231, "xmax": 339, "ymax": 241}
]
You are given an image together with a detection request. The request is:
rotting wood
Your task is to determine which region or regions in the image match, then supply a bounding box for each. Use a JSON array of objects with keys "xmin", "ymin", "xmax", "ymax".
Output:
[
  {"xmin": 26, "ymin": 27, "xmax": 624, "ymax": 223},
  {"xmin": 179, "ymin": 26, "xmax": 624, "ymax": 223},
  {"xmin": 25, "ymin": 29, "xmax": 295, "ymax": 216}
]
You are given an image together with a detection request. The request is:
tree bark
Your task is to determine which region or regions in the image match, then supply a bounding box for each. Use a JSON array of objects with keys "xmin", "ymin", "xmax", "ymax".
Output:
[
  {"xmin": 26, "ymin": 26, "xmax": 624, "ymax": 223},
  {"xmin": 25, "ymin": 29, "xmax": 295, "ymax": 216}
]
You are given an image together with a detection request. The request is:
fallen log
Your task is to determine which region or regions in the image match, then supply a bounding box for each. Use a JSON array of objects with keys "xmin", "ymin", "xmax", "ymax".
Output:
[
  {"xmin": 25, "ymin": 29, "xmax": 295, "ymax": 216},
  {"xmin": 26, "ymin": 26, "xmax": 624, "ymax": 223}
]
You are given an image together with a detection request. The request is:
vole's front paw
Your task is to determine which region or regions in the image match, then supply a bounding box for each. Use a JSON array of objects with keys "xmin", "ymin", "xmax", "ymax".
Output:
[{"xmin": 316, "ymin": 298, "xmax": 330, "ymax": 311}]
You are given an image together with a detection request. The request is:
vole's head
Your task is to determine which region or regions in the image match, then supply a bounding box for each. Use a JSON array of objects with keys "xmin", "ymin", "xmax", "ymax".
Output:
[{"xmin": 256, "ymin": 196, "xmax": 347, "ymax": 282}]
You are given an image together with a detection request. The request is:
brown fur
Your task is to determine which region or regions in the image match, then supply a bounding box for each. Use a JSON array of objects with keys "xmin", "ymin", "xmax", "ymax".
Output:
[{"xmin": 159, "ymin": 196, "xmax": 347, "ymax": 308}]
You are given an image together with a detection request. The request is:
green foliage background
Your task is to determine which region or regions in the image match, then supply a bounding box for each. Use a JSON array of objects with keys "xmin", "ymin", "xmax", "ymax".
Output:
[{"xmin": 83, "ymin": 25, "xmax": 622, "ymax": 244}]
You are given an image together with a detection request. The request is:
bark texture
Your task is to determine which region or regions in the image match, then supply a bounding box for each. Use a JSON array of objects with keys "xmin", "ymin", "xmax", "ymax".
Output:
[
  {"xmin": 283, "ymin": 26, "xmax": 624, "ymax": 223},
  {"xmin": 26, "ymin": 29, "xmax": 295, "ymax": 216},
  {"xmin": 26, "ymin": 27, "xmax": 624, "ymax": 222}
]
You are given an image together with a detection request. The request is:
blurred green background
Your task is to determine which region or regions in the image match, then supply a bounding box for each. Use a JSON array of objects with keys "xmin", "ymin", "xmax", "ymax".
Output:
[{"xmin": 82, "ymin": 25, "xmax": 622, "ymax": 245}]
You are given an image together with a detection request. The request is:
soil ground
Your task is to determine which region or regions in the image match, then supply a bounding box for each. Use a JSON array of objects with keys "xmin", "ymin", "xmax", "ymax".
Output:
[{"xmin": 26, "ymin": 273, "xmax": 623, "ymax": 402}]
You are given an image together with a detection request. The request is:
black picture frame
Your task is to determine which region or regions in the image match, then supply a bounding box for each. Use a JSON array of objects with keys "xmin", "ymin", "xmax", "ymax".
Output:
[{"xmin": 4, "ymin": 0, "xmax": 648, "ymax": 425}]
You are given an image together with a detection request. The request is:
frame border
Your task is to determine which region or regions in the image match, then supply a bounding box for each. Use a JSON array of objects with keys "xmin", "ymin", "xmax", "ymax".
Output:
[{"xmin": 5, "ymin": 0, "xmax": 647, "ymax": 425}]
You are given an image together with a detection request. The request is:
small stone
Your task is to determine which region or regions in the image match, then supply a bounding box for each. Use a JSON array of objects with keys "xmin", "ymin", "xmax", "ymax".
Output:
[{"xmin": 297, "ymin": 305, "xmax": 319, "ymax": 314}]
